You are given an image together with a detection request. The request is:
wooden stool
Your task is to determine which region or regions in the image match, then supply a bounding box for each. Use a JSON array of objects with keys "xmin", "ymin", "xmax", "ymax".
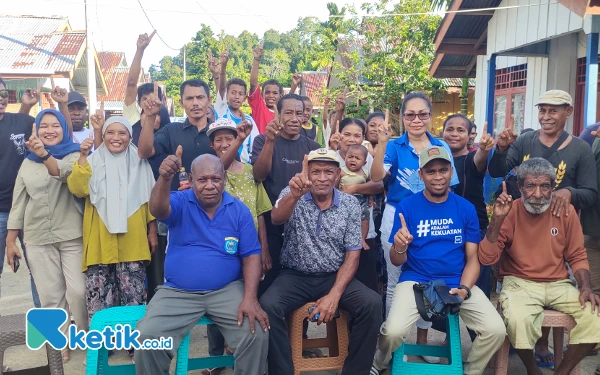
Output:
[
  {"xmin": 493, "ymin": 304, "xmax": 580, "ymax": 375},
  {"xmin": 0, "ymin": 314, "xmax": 64, "ymax": 375},
  {"xmin": 288, "ymin": 302, "xmax": 349, "ymax": 375}
]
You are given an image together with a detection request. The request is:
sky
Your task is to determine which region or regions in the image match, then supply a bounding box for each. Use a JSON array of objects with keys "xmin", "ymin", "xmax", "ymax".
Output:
[{"xmin": 3, "ymin": 0, "xmax": 362, "ymax": 70}]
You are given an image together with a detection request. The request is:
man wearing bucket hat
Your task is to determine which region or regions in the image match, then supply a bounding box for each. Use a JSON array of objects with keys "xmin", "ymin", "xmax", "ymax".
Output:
[
  {"xmin": 371, "ymin": 146, "xmax": 506, "ymax": 375},
  {"xmin": 488, "ymin": 89, "xmax": 598, "ymax": 366},
  {"xmin": 260, "ymin": 148, "xmax": 382, "ymax": 375}
]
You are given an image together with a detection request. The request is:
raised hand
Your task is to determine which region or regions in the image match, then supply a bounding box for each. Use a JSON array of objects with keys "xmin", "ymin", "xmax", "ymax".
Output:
[
  {"xmin": 393, "ymin": 213, "xmax": 413, "ymax": 248},
  {"xmin": 478, "ymin": 121, "xmax": 494, "ymax": 151},
  {"xmin": 159, "ymin": 145, "xmax": 183, "ymax": 180},
  {"xmin": 142, "ymin": 83, "xmax": 161, "ymax": 116},
  {"xmin": 236, "ymin": 110, "xmax": 253, "ymax": 141},
  {"xmin": 335, "ymin": 88, "xmax": 347, "ymax": 112},
  {"xmin": 289, "ymin": 155, "xmax": 312, "ymax": 198},
  {"xmin": 90, "ymin": 102, "xmax": 105, "ymax": 132},
  {"xmin": 80, "ymin": 133, "xmax": 94, "ymax": 157},
  {"xmin": 493, "ymin": 181, "xmax": 513, "ymax": 218},
  {"xmin": 265, "ymin": 105, "xmax": 281, "ymax": 142},
  {"xmin": 21, "ymin": 85, "xmax": 41, "ymax": 107},
  {"xmin": 137, "ymin": 31, "xmax": 155, "ymax": 51},
  {"xmin": 220, "ymin": 48, "xmax": 230, "ymax": 66},
  {"xmin": 253, "ymin": 41, "xmax": 264, "ymax": 60},
  {"xmin": 377, "ymin": 109, "xmax": 392, "ymax": 144},
  {"xmin": 50, "ymin": 78, "xmax": 68, "ymax": 104},
  {"xmin": 497, "ymin": 115, "xmax": 518, "ymax": 152},
  {"xmin": 208, "ymin": 51, "xmax": 221, "ymax": 76},
  {"xmin": 324, "ymin": 95, "xmax": 331, "ymax": 107},
  {"xmin": 292, "ymin": 72, "xmax": 302, "ymax": 86},
  {"xmin": 329, "ymin": 132, "xmax": 341, "ymax": 151},
  {"xmin": 25, "ymin": 123, "xmax": 47, "ymax": 158}
]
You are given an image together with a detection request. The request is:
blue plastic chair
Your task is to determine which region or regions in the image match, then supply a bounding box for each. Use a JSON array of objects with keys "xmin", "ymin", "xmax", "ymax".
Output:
[
  {"xmin": 86, "ymin": 305, "xmax": 234, "ymax": 375},
  {"xmin": 391, "ymin": 313, "xmax": 463, "ymax": 375}
]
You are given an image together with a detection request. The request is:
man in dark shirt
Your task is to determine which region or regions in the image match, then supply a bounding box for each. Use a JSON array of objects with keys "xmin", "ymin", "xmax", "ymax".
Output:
[
  {"xmin": 260, "ymin": 149, "xmax": 381, "ymax": 375},
  {"xmin": 251, "ymin": 94, "xmax": 320, "ymax": 292},
  {"xmin": 0, "ymin": 76, "xmax": 41, "ymax": 309},
  {"xmin": 489, "ymin": 90, "xmax": 597, "ymax": 215},
  {"xmin": 579, "ymin": 122, "xmax": 600, "ymax": 147}
]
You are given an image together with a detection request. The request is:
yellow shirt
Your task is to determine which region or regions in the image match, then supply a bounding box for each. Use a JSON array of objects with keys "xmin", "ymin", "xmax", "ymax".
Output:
[{"xmin": 67, "ymin": 161, "xmax": 155, "ymax": 271}]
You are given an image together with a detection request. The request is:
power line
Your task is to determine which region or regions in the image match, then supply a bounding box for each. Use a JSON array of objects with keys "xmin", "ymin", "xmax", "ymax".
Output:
[
  {"xmin": 136, "ymin": 0, "xmax": 180, "ymax": 51},
  {"xmin": 195, "ymin": 1, "xmax": 223, "ymax": 31}
]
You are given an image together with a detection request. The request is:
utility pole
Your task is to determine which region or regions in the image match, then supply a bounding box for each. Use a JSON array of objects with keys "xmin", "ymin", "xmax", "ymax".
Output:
[
  {"xmin": 84, "ymin": 0, "xmax": 97, "ymax": 113},
  {"xmin": 183, "ymin": 44, "xmax": 187, "ymax": 82}
]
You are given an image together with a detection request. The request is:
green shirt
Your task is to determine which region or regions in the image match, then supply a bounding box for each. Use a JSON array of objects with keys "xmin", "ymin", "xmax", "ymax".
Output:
[
  {"xmin": 225, "ymin": 163, "xmax": 272, "ymax": 229},
  {"xmin": 581, "ymin": 137, "xmax": 600, "ymax": 237}
]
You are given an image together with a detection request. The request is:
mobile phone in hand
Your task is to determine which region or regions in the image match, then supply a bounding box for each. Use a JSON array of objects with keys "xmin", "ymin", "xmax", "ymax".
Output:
[
  {"xmin": 13, "ymin": 255, "xmax": 20, "ymax": 273},
  {"xmin": 308, "ymin": 306, "xmax": 320, "ymax": 322}
]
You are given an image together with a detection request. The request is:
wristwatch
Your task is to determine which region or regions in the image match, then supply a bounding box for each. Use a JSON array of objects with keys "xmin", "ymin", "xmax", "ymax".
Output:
[
  {"xmin": 458, "ymin": 285, "xmax": 472, "ymax": 300},
  {"xmin": 40, "ymin": 152, "xmax": 52, "ymax": 161}
]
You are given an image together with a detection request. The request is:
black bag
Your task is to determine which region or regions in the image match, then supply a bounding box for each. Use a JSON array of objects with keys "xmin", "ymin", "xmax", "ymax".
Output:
[{"xmin": 413, "ymin": 280, "xmax": 462, "ymax": 322}]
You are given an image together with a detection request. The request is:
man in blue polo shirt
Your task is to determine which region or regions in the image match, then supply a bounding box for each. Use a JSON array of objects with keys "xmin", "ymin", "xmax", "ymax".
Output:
[
  {"xmin": 135, "ymin": 152, "xmax": 269, "ymax": 375},
  {"xmin": 371, "ymin": 146, "xmax": 505, "ymax": 375}
]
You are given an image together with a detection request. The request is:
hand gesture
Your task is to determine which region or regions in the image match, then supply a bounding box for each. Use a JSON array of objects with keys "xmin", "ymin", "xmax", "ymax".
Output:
[
  {"xmin": 90, "ymin": 102, "xmax": 105, "ymax": 132},
  {"xmin": 253, "ymin": 41, "xmax": 264, "ymax": 60},
  {"xmin": 25, "ymin": 123, "xmax": 47, "ymax": 158},
  {"xmin": 393, "ymin": 213, "xmax": 413, "ymax": 248},
  {"xmin": 478, "ymin": 122, "xmax": 494, "ymax": 151},
  {"xmin": 493, "ymin": 181, "xmax": 513, "ymax": 218},
  {"xmin": 324, "ymin": 95, "xmax": 331, "ymax": 107},
  {"xmin": 80, "ymin": 133, "xmax": 94, "ymax": 157},
  {"xmin": 50, "ymin": 78, "xmax": 68, "ymax": 104},
  {"xmin": 289, "ymin": 155, "xmax": 312, "ymax": 198},
  {"xmin": 335, "ymin": 88, "xmax": 347, "ymax": 112},
  {"xmin": 142, "ymin": 83, "xmax": 161, "ymax": 116},
  {"xmin": 220, "ymin": 48, "xmax": 230, "ymax": 66},
  {"xmin": 208, "ymin": 51, "xmax": 221, "ymax": 76},
  {"xmin": 329, "ymin": 132, "xmax": 341, "ymax": 151},
  {"xmin": 6, "ymin": 241, "xmax": 22, "ymax": 273},
  {"xmin": 159, "ymin": 145, "xmax": 183, "ymax": 180},
  {"xmin": 550, "ymin": 188, "xmax": 572, "ymax": 217},
  {"xmin": 21, "ymin": 86, "xmax": 41, "ymax": 107},
  {"xmin": 237, "ymin": 296, "xmax": 270, "ymax": 334},
  {"xmin": 310, "ymin": 293, "xmax": 340, "ymax": 325},
  {"xmin": 137, "ymin": 31, "xmax": 155, "ymax": 51},
  {"xmin": 236, "ymin": 111, "xmax": 253, "ymax": 141},
  {"xmin": 265, "ymin": 105, "xmax": 281, "ymax": 142},
  {"xmin": 578, "ymin": 287, "xmax": 600, "ymax": 316},
  {"xmin": 377, "ymin": 109, "xmax": 392, "ymax": 144},
  {"xmin": 497, "ymin": 115, "xmax": 518, "ymax": 152},
  {"xmin": 292, "ymin": 72, "xmax": 302, "ymax": 86}
]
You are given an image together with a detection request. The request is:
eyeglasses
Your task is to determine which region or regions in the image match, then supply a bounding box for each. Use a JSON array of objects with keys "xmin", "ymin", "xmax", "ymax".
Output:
[
  {"xmin": 0, "ymin": 90, "xmax": 8, "ymax": 99},
  {"xmin": 403, "ymin": 112, "xmax": 431, "ymax": 121}
]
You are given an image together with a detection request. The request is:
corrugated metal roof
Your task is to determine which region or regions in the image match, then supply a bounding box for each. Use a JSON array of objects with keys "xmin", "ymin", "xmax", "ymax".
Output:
[
  {"xmin": 97, "ymin": 67, "xmax": 128, "ymax": 104},
  {"xmin": 441, "ymin": 78, "xmax": 476, "ymax": 87},
  {"xmin": 97, "ymin": 52, "xmax": 126, "ymax": 71},
  {"xmin": 300, "ymin": 71, "xmax": 328, "ymax": 107}
]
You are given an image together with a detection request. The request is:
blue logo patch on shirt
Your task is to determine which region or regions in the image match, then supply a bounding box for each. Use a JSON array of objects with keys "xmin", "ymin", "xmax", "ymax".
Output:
[{"xmin": 224, "ymin": 237, "xmax": 239, "ymax": 254}]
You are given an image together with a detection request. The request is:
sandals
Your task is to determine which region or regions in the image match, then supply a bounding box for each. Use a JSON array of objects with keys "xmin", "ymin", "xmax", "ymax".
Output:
[
  {"xmin": 200, "ymin": 369, "xmax": 223, "ymax": 375},
  {"xmin": 2, "ymin": 366, "xmax": 11, "ymax": 373},
  {"xmin": 534, "ymin": 351, "xmax": 554, "ymax": 368}
]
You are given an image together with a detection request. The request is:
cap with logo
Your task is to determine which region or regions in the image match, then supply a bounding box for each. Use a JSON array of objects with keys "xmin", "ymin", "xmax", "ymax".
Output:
[
  {"xmin": 419, "ymin": 146, "xmax": 452, "ymax": 169},
  {"xmin": 307, "ymin": 148, "xmax": 340, "ymax": 165},
  {"xmin": 67, "ymin": 91, "xmax": 88, "ymax": 106},
  {"xmin": 206, "ymin": 117, "xmax": 238, "ymax": 137},
  {"xmin": 535, "ymin": 90, "xmax": 572, "ymax": 107}
]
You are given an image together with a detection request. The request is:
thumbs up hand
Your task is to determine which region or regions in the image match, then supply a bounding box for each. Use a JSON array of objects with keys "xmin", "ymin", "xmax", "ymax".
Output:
[
  {"xmin": 289, "ymin": 155, "xmax": 312, "ymax": 198},
  {"xmin": 159, "ymin": 145, "xmax": 183, "ymax": 180},
  {"xmin": 393, "ymin": 213, "xmax": 413, "ymax": 249}
]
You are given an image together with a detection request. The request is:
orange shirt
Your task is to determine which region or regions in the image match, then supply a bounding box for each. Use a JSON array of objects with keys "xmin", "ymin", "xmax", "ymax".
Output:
[{"xmin": 479, "ymin": 199, "xmax": 589, "ymax": 283}]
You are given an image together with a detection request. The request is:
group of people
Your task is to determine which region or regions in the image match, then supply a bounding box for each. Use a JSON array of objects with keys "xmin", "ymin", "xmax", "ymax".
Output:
[{"xmin": 0, "ymin": 31, "xmax": 600, "ymax": 375}]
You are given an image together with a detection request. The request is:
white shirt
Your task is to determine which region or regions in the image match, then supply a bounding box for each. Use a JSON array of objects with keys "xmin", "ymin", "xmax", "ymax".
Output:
[{"xmin": 72, "ymin": 128, "xmax": 94, "ymax": 151}]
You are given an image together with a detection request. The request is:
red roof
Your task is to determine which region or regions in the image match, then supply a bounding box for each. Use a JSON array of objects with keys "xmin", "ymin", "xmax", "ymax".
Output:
[
  {"xmin": 301, "ymin": 72, "xmax": 329, "ymax": 106},
  {"xmin": 97, "ymin": 67, "xmax": 128, "ymax": 104},
  {"xmin": 97, "ymin": 52, "xmax": 126, "ymax": 71}
]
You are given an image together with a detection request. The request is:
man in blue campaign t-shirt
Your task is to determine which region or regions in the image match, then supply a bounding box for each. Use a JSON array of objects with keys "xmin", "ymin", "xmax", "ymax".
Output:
[
  {"xmin": 135, "ymin": 154, "xmax": 268, "ymax": 375},
  {"xmin": 371, "ymin": 146, "xmax": 505, "ymax": 375}
]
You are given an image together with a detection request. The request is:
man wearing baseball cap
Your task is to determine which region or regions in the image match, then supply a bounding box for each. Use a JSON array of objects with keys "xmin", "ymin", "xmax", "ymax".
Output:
[
  {"xmin": 486, "ymin": 89, "xmax": 598, "ymax": 365},
  {"xmin": 371, "ymin": 146, "xmax": 506, "ymax": 375},
  {"xmin": 260, "ymin": 148, "xmax": 382, "ymax": 375},
  {"xmin": 67, "ymin": 91, "xmax": 94, "ymax": 144}
]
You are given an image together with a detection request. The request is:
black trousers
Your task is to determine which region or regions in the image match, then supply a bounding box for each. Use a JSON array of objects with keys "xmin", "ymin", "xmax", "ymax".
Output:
[
  {"xmin": 354, "ymin": 239, "xmax": 378, "ymax": 293},
  {"xmin": 146, "ymin": 234, "xmax": 167, "ymax": 302},
  {"xmin": 260, "ymin": 269, "xmax": 382, "ymax": 375},
  {"xmin": 258, "ymin": 211, "xmax": 285, "ymax": 297}
]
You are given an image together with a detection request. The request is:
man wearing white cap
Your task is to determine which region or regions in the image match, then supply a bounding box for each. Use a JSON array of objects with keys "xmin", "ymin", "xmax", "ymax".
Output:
[{"xmin": 488, "ymin": 90, "xmax": 598, "ymax": 366}]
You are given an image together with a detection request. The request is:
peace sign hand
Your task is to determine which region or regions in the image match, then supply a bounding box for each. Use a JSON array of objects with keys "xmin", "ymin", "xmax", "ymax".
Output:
[
  {"xmin": 80, "ymin": 133, "xmax": 94, "ymax": 157},
  {"xmin": 393, "ymin": 213, "xmax": 413, "ymax": 248},
  {"xmin": 478, "ymin": 122, "xmax": 494, "ymax": 151},
  {"xmin": 378, "ymin": 109, "xmax": 392, "ymax": 144},
  {"xmin": 289, "ymin": 155, "xmax": 312, "ymax": 198},
  {"xmin": 497, "ymin": 115, "xmax": 518, "ymax": 152},
  {"xmin": 25, "ymin": 123, "xmax": 47, "ymax": 158},
  {"xmin": 493, "ymin": 181, "xmax": 513, "ymax": 218}
]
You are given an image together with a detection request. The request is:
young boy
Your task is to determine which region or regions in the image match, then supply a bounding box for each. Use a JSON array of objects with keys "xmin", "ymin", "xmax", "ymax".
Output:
[
  {"xmin": 300, "ymin": 96, "xmax": 318, "ymax": 141},
  {"xmin": 248, "ymin": 42, "xmax": 283, "ymax": 134},
  {"xmin": 339, "ymin": 144, "xmax": 372, "ymax": 250},
  {"xmin": 213, "ymin": 51, "xmax": 260, "ymax": 164}
]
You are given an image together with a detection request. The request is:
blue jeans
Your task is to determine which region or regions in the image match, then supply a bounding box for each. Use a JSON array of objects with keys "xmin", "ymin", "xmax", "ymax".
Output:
[{"xmin": 0, "ymin": 212, "xmax": 41, "ymax": 307}]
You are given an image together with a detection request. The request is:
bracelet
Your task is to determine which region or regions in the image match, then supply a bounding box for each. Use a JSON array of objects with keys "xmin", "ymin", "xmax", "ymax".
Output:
[
  {"xmin": 393, "ymin": 244, "xmax": 407, "ymax": 255},
  {"xmin": 254, "ymin": 58, "xmax": 261, "ymax": 62},
  {"xmin": 40, "ymin": 152, "xmax": 52, "ymax": 161}
]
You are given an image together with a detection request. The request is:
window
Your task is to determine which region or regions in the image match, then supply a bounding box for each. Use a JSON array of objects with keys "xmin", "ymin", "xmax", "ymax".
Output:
[
  {"xmin": 494, "ymin": 64, "xmax": 527, "ymax": 135},
  {"xmin": 574, "ymin": 57, "xmax": 600, "ymax": 136},
  {"xmin": 7, "ymin": 90, "xmax": 17, "ymax": 104}
]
